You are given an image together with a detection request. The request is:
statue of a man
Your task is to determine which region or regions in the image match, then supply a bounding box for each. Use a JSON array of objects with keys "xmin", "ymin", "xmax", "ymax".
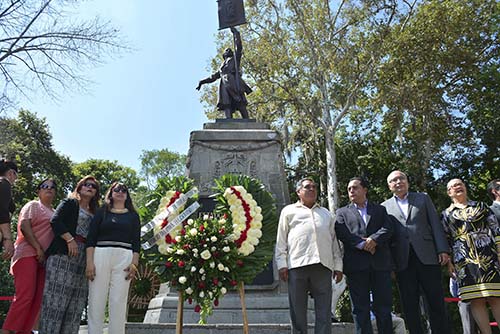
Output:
[{"xmin": 196, "ymin": 27, "xmax": 252, "ymax": 119}]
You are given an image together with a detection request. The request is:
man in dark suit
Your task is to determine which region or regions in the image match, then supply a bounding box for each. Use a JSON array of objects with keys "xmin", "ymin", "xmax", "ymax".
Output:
[
  {"xmin": 382, "ymin": 170, "xmax": 451, "ymax": 334},
  {"xmin": 335, "ymin": 177, "xmax": 393, "ymax": 334},
  {"xmin": 487, "ymin": 179, "xmax": 500, "ymax": 221}
]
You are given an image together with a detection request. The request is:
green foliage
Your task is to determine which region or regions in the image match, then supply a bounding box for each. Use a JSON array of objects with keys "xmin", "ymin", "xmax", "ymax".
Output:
[
  {"xmin": 139, "ymin": 148, "xmax": 186, "ymax": 190},
  {"xmin": 72, "ymin": 158, "xmax": 141, "ymax": 196}
]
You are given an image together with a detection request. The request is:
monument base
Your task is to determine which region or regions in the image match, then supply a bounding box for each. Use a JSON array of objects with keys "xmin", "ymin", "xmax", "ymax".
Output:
[
  {"xmin": 125, "ymin": 322, "xmax": 355, "ymax": 334},
  {"xmin": 143, "ymin": 283, "xmax": 299, "ymax": 324}
]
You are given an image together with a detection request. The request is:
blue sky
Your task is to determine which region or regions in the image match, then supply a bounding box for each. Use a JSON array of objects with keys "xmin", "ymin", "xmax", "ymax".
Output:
[{"xmin": 16, "ymin": 1, "xmax": 223, "ymax": 172}]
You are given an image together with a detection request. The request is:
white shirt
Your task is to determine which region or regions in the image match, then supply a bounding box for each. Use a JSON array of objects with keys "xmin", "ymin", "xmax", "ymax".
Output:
[
  {"xmin": 395, "ymin": 193, "xmax": 409, "ymax": 219},
  {"xmin": 275, "ymin": 201, "xmax": 343, "ymax": 272}
]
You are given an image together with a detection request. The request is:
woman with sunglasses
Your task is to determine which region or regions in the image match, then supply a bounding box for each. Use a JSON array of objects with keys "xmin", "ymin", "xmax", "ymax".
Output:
[
  {"xmin": 0, "ymin": 159, "xmax": 18, "ymax": 260},
  {"xmin": 39, "ymin": 176, "xmax": 100, "ymax": 334},
  {"xmin": 2, "ymin": 178, "xmax": 56, "ymax": 334},
  {"xmin": 86, "ymin": 182, "xmax": 140, "ymax": 334}
]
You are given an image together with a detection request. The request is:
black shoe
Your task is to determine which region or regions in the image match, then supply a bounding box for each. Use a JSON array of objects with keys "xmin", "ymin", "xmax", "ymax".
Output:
[{"xmin": 331, "ymin": 317, "xmax": 339, "ymax": 323}]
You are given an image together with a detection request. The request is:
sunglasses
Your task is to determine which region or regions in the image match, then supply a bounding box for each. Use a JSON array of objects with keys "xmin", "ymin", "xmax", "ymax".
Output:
[
  {"xmin": 40, "ymin": 184, "xmax": 56, "ymax": 190},
  {"xmin": 113, "ymin": 187, "xmax": 128, "ymax": 193},
  {"xmin": 83, "ymin": 182, "xmax": 98, "ymax": 189}
]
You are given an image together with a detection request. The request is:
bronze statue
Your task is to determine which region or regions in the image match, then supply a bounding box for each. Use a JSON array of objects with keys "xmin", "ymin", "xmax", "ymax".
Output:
[{"xmin": 196, "ymin": 27, "xmax": 252, "ymax": 119}]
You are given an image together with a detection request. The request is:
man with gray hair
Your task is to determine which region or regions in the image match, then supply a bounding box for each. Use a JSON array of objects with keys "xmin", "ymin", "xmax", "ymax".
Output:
[
  {"xmin": 382, "ymin": 170, "xmax": 451, "ymax": 334},
  {"xmin": 276, "ymin": 177, "xmax": 343, "ymax": 334}
]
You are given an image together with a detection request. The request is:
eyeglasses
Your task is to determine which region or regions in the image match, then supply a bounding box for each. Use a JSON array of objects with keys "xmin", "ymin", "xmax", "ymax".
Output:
[
  {"xmin": 113, "ymin": 187, "xmax": 128, "ymax": 193},
  {"xmin": 83, "ymin": 182, "xmax": 97, "ymax": 189},
  {"xmin": 40, "ymin": 184, "xmax": 56, "ymax": 190},
  {"xmin": 389, "ymin": 176, "xmax": 407, "ymax": 184}
]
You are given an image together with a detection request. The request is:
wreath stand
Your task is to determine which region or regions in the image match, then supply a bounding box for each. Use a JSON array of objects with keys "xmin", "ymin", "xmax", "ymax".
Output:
[{"xmin": 175, "ymin": 282, "xmax": 249, "ymax": 334}]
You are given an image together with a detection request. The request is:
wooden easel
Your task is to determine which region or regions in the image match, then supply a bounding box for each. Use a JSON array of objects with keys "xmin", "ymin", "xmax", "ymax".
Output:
[{"xmin": 175, "ymin": 282, "xmax": 249, "ymax": 334}]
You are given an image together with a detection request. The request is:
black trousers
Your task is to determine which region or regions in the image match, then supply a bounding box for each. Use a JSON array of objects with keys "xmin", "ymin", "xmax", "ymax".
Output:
[
  {"xmin": 347, "ymin": 269, "xmax": 393, "ymax": 334},
  {"xmin": 396, "ymin": 247, "xmax": 451, "ymax": 334}
]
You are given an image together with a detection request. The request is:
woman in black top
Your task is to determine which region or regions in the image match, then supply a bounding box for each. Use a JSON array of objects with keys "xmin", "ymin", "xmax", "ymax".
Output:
[
  {"xmin": 0, "ymin": 159, "xmax": 18, "ymax": 259},
  {"xmin": 86, "ymin": 182, "xmax": 140, "ymax": 334},
  {"xmin": 39, "ymin": 176, "xmax": 100, "ymax": 334}
]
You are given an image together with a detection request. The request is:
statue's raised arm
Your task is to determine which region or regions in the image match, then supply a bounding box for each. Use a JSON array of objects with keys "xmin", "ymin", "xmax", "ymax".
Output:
[{"xmin": 196, "ymin": 27, "xmax": 252, "ymax": 119}]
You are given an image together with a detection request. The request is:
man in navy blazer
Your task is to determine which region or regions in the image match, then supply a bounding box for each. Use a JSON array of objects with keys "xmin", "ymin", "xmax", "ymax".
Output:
[
  {"xmin": 382, "ymin": 170, "xmax": 450, "ymax": 334},
  {"xmin": 335, "ymin": 177, "xmax": 393, "ymax": 334}
]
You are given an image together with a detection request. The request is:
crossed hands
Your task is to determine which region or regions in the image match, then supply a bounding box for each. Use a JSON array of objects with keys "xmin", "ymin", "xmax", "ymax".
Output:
[{"xmin": 363, "ymin": 237, "xmax": 377, "ymax": 254}]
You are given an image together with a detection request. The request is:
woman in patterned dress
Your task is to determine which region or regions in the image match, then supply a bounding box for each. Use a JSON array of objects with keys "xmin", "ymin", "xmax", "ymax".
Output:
[
  {"xmin": 39, "ymin": 176, "xmax": 100, "ymax": 334},
  {"xmin": 442, "ymin": 178, "xmax": 500, "ymax": 333}
]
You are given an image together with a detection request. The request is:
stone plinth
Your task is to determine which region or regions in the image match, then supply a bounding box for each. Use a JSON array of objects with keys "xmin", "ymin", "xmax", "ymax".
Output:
[
  {"xmin": 186, "ymin": 120, "xmax": 290, "ymax": 210},
  {"xmin": 142, "ymin": 120, "xmax": 298, "ymax": 326},
  {"xmin": 125, "ymin": 323, "xmax": 356, "ymax": 334}
]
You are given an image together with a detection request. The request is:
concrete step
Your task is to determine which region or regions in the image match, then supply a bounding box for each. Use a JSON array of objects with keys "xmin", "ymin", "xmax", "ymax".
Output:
[{"xmin": 124, "ymin": 322, "xmax": 356, "ymax": 334}]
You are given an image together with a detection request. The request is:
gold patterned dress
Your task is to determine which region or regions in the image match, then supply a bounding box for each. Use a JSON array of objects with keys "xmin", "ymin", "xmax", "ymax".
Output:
[{"xmin": 442, "ymin": 201, "xmax": 500, "ymax": 300}]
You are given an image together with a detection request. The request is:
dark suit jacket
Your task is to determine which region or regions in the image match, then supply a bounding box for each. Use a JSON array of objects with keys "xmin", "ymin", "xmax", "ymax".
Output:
[
  {"xmin": 335, "ymin": 201, "xmax": 393, "ymax": 273},
  {"xmin": 382, "ymin": 192, "xmax": 449, "ymax": 271},
  {"xmin": 45, "ymin": 198, "xmax": 80, "ymax": 256},
  {"xmin": 491, "ymin": 202, "xmax": 500, "ymax": 222}
]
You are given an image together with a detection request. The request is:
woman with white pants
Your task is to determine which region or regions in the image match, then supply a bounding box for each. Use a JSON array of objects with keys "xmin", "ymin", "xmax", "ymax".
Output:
[{"xmin": 85, "ymin": 182, "xmax": 140, "ymax": 334}]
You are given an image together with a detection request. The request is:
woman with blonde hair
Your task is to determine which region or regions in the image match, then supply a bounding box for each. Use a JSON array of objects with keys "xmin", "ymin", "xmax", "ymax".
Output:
[
  {"xmin": 39, "ymin": 176, "xmax": 100, "ymax": 334},
  {"xmin": 86, "ymin": 181, "xmax": 140, "ymax": 334},
  {"xmin": 443, "ymin": 178, "xmax": 500, "ymax": 334}
]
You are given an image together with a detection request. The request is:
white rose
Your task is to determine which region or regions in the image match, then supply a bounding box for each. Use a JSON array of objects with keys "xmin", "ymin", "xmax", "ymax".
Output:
[
  {"xmin": 190, "ymin": 266, "xmax": 197, "ymax": 272},
  {"xmin": 221, "ymin": 287, "xmax": 227, "ymax": 295},
  {"xmin": 211, "ymin": 236, "xmax": 217, "ymax": 242},
  {"xmin": 199, "ymin": 268, "xmax": 205, "ymax": 274},
  {"xmin": 178, "ymin": 276, "xmax": 187, "ymax": 284},
  {"xmin": 189, "ymin": 228, "xmax": 198, "ymax": 236},
  {"xmin": 203, "ymin": 214, "xmax": 209, "ymax": 220},
  {"xmin": 223, "ymin": 246, "xmax": 230, "ymax": 253},
  {"xmin": 175, "ymin": 235, "xmax": 182, "ymax": 242},
  {"xmin": 218, "ymin": 263, "xmax": 225, "ymax": 271},
  {"xmin": 192, "ymin": 248, "xmax": 198, "ymax": 253},
  {"xmin": 211, "ymin": 246, "xmax": 216, "ymax": 251},
  {"xmin": 201, "ymin": 275, "xmax": 206, "ymax": 280},
  {"xmin": 187, "ymin": 219, "xmax": 194, "ymax": 225},
  {"xmin": 158, "ymin": 244, "xmax": 168, "ymax": 255},
  {"xmin": 166, "ymin": 247, "xmax": 174, "ymax": 254},
  {"xmin": 199, "ymin": 291, "xmax": 205, "ymax": 298},
  {"xmin": 209, "ymin": 291, "xmax": 213, "ymax": 298},
  {"xmin": 200, "ymin": 250, "xmax": 211, "ymax": 260},
  {"xmin": 218, "ymin": 218, "xmax": 226, "ymax": 225},
  {"xmin": 185, "ymin": 287, "xmax": 193, "ymax": 294},
  {"xmin": 209, "ymin": 262, "xmax": 215, "ymax": 268},
  {"xmin": 176, "ymin": 249, "xmax": 185, "ymax": 255},
  {"xmin": 224, "ymin": 267, "xmax": 230, "ymax": 272}
]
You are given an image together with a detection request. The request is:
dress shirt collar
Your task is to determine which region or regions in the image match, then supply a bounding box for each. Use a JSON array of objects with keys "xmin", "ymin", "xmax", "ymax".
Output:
[
  {"xmin": 294, "ymin": 201, "xmax": 320, "ymax": 210},
  {"xmin": 394, "ymin": 192, "xmax": 408, "ymax": 201},
  {"xmin": 353, "ymin": 200, "xmax": 368, "ymax": 209}
]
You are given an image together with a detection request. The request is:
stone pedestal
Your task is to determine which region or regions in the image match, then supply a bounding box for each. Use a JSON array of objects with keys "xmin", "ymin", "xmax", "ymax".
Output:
[
  {"xmin": 186, "ymin": 120, "xmax": 290, "ymax": 211},
  {"xmin": 141, "ymin": 120, "xmax": 299, "ymax": 327}
]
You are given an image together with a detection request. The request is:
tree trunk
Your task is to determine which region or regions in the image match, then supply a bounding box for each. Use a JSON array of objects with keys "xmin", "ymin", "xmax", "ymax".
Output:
[{"xmin": 325, "ymin": 127, "xmax": 339, "ymax": 213}]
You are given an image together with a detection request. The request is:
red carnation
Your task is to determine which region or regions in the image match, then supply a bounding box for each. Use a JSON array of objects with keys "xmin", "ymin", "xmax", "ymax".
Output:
[
  {"xmin": 214, "ymin": 299, "xmax": 219, "ymax": 306},
  {"xmin": 212, "ymin": 278, "xmax": 219, "ymax": 285},
  {"xmin": 183, "ymin": 244, "xmax": 191, "ymax": 250},
  {"xmin": 178, "ymin": 261, "xmax": 185, "ymax": 268},
  {"xmin": 181, "ymin": 229, "xmax": 186, "ymax": 236},
  {"xmin": 199, "ymin": 225, "xmax": 205, "ymax": 232},
  {"xmin": 165, "ymin": 234, "xmax": 173, "ymax": 244},
  {"xmin": 230, "ymin": 280, "xmax": 238, "ymax": 286},
  {"xmin": 236, "ymin": 259, "xmax": 244, "ymax": 267},
  {"xmin": 165, "ymin": 261, "xmax": 173, "ymax": 268},
  {"xmin": 223, "ymin": 213, "xmax": 228, "ymax": 219},
  {"xmin": 198, "ymin": 282, "xmax": 206, "ymax": 289},
  {"xmin": 194, "ymin": 305, "xmax": 201, "ymax": 313},
  {"xmin": 219, "ymin": 228, "xmax": 225, "ymax": 235},
  {"xmin": 188, "ymin": 298, "xmax": 193, "ymax": 304},
  {"xmin": 213, "ymin": 251, "xmax": 220, "ymax": 258}
]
